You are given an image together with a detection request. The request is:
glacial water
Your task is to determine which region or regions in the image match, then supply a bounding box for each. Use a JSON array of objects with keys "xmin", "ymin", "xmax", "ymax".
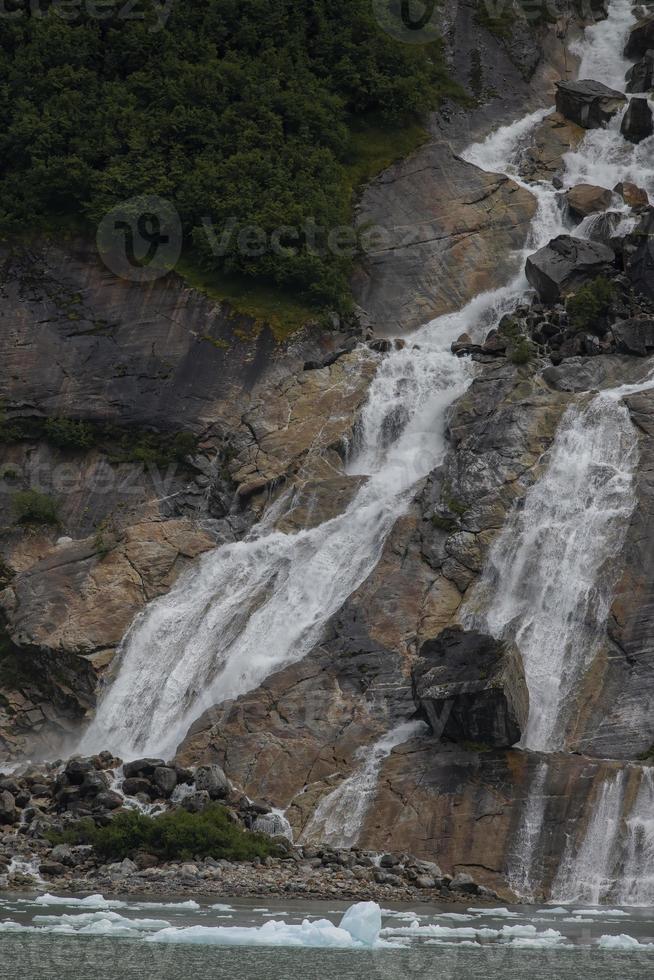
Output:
[{"xmin": 2, "ymin": 892, "xmax": 654, "ymax": 979}]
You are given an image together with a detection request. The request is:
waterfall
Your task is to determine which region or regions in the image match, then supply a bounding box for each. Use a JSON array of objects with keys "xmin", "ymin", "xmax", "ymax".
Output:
[
  {"xmin": 551, "ymin": 771, "xmax": 627, "ymax": 905},
  {"xmin": 463, "ymin": 393, "xmax": 639, "ymax": 752},
  {"xmin": 80, "ymin": 110, "xmax": 564, "ymax": 762},
  {"xmin": 508, "ymin": 761, "xmax": 549, "ymax": 900},
  {"xmin": 616, "ymin": 769, "xmax": 654, "ymax": 906},
  {"xmin": 299, "ymin": 720, "xmax": 427, "ymax": 849}
]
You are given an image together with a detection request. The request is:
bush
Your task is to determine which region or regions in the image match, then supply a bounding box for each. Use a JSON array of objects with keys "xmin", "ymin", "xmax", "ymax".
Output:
[
  {"xmin": 566, "ymin": 277, "xmax": 616, "ymax": 334},
  {"xmin": 509, "ymin": 337, "xmax": 534, "ymax": 365},
  {"xmin": 50, "ymin": 806, "xmax": 279, "ymax": 863},
  {"xmin": 44, "ymin": 418, "xmax": 95, "ymax": 450},
  {"xmin": 11, "ymin": 490, "xmax": 59, "ymax": 526}
]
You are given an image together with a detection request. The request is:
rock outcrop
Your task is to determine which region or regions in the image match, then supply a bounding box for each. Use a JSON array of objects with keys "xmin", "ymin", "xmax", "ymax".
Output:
[
  {"xmin": 620, "ymin": 96, "xmax": 654, "ymax": 143},
  {"xmin": 626, "ymin": 50, "xmax": 654, "ymax": 93},
  {"xmin": 519, "ymin": 112, "xmax": 585, "ymax": 183},
  {"xmin": 627, "ymin": 209, "xmax": 654, "ymax": 300},
  {"xmin": 624, "ymin": 14, "xmax": 654, "ymax": 59},
  {"xmin": 555, "ymin": 79, "xmax": 627, "ymax": 128},
  {"xmin": 412, "ymin": 627, "xmax": 529, "ymax": 748},
  {"xmin": 565, "ymin": 183, "xmax": 613, "ymax": 219},
  {"xmin": 611, "ymin": 318, "xmax": 654, "ymax": 355},
  {"xmin": 525, "ymin": 235, "xmax": 615, "ymax": 303}
]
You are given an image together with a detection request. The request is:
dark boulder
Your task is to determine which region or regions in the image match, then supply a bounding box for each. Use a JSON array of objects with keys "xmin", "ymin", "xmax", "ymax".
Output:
[
  {"xmin": 626, "ymin": 50, "xmax": 654, "ymax": 93},
  {"xmin": 123, "ymin": 758, "xmax": 166, "ymax": 779},
  {"xmin": 587, "ymin": 211, "xmax": 623, "ymax": 247},
  {"xmin": 525, "ymin": 235, "xmax": 615, "ymax": 303},
  {"xmin": 555, "ymin": 79, "xmax": 627, "ymax": 129},
  {"xmin": 195, "ymin": 764, "xmax": 230, "ymax": 800},
  {"xmin": 64, "ymin": 757, "xmax": 96, "ymax": 785},
  {"xmin": 182, "ymin": 790, "xmax": 211, "ymax": 813},
  {"xmin": 611, "ymin": 318, "xmax": 654, "ymax": 355},
  {"xmin": 0, "ymin": 789, "xmax": 18, "ymax": 825},
  {"xmin": 627, "ymin": 209, "xmax": 654, "ymax": 300},
  {"xmin": 624, "ymin": 15, "xmax": 654, "ymax": 59},
  {"xmin": 153, "ymin": 766, "xmax": 178, "ymax": 798},
  {"xmin": 122, "ymin": 777, "xmax": 153, "ymax": 798},
  {"xmin": 412, "ymin": 627, "xmax": 529, "ymax": 749},
  {"xmin": 80, "ymin": 770, "xmax": 110, "ymax": 797},
  {"xmin": 94, "ymin": 790, "xmax": 124, "ymax": 811},
  {"xmin": 620, "ymin": 97, "xmax": 654, "ymax": 144}
]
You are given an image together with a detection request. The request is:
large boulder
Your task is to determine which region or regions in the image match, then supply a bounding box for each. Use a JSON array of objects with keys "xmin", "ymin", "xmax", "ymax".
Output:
[
  {"xmin": 123, "ymin": 758, "xmax": 165, "ymax": 779},
  {"xmin": 412, "ymin": 627, "xmax": 529, "ymax": 749},
  {"xmin": 0, "ymin": 789, "xmax": 17, "ymax": 825},
  {"xmin": 614, "ymin": 181, "xmax": 650, "ymax": 211},
  {"xmin": 624, "ymin": 15, "xmax": 654, "ymax": 59},
  {"xmin": 525, "ymin": 235, "xmax": 615, "ymax": 303},
  {"xmin": 611, "ymin": 318, "xmax": 654, "ymax": 355},
  {"xmin": 555, "ymin": 79, "xmax": 627, "ymax": 129},
  {"xmin": 194, "ymin": 764, "xmax": 230, "ymax": 800},
  {"xmin": 518, "ymin": 112, "xmax": 585, "ymax": 183},
  {"xmin": 621, "ymin": 97, "xmax": 654, "ymax": 144},
  {"xmin": 625, "ymin": 50, "xmax": 654, "ymax": 93},
  {"xmin": 627, "ymin": 210, "xmax": 654, "ymax": 300},
  {"xmin": 565, "ymin": 183, "xmax": 613, "ymax": 220}
]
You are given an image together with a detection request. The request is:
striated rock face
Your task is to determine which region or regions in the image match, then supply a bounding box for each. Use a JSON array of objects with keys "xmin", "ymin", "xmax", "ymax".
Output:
[
  {"xmin": 611, "ymin": 318, "xmax": 654, "ymax": 355},
  {"xmin": 352, "ymin": 146, "xmax": 537, "ymax": 335},
  {"xmin": 555, "ymin": 79, "xmax": 627, "ymax": 128},
  {"xmin": 525, "ymin": 235, "xmax": 615, "ymax": 302},
  {"xmin": 519, "ymin": 112, "xmax": 586, "ymax": 183},
  {"xmin": 413, "ymin": 627, "xmax": 529, "ymax": 748}
]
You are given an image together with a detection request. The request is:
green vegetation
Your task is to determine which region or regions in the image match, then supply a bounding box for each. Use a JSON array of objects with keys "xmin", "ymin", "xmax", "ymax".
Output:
[
  {"xmin": 11, "ymin": 490, "xmax": 59, "ymax": 526},
  {"xmin": 0, "ymin": 414, "xmax": 198, "ymax": 469},
  {"xmin": 49, "ymin": 806, "xmax": 279, "ymax": 863},
  {"xmin": 499, "ymin": 316, "xmax": 535, "ymax": 365},
  {"xmin": 432, "ymin": 515, "xmax": 459, "ymax": 533},
  {"xmin": 566, "ymin": 277, "xmax": 616, "ymax": 334},
  {"xmin": 0, "ymin": 1, "xmax": 463, "ymax": 317}
]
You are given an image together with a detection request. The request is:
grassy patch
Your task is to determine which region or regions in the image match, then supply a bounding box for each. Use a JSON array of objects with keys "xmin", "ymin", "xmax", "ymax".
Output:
[
  {"xmin": 48, "ymin": 806, "xmax": 280, "ymax": 863},
  {"xmin": 11, "ymin": 490, "xmax": 59, "ymax": 527}
]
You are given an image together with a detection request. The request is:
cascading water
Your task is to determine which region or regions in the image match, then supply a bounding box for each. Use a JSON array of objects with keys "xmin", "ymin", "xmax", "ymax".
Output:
[
  {"xmin": 300, "ymin": 721, "xmax": 427, "ymax": 849},
  {"xmin": 80, "ymin": 113, "xmax": 564, "ymax": 761},
  {"xmin": 508, "ymin": 761, "xmax": 550, "ymax": 900},
  {"xmin": 616, "ymin": 768, "xmax": 654, "ymax": 906},
  {"xmin": 463, "ymin": 392, "xmax": 639, "ymax": 751}
]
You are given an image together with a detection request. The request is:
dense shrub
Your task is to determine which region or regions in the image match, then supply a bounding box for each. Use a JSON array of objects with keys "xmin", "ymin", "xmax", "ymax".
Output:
[
  {"xmin": 0, "ymin": 1, "xmax": 461, "ymax": 310},
  {"xmin": 44, "ymin": 418, "xmax": 95, "ymax": 450},
  {"xmin": 50, "ymin": 806, "xmax": 279, "ymax": 863},
  {"xmin": 566, "ymin": 277, "xmax": 616, "ymax": 334},
  {"xmin": 11, "ymin": 490, "xmax": 59, "ymax": 526}
]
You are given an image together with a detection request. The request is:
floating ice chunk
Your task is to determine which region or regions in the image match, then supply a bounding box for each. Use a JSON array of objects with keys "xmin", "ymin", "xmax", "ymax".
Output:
[
  {"xmin": 382, "ymin": 924, "xmax": 500, "ymax": 940},
  {"xmin": 339, "ymin": 902, "xmax": 382, "ymax": 946},
  {"xmin": 381, "ymin": 909, "xmax": 423, "ymax": 921},
  {"xmin": 510, "ymin": 929, "xmax": 566, "ymax": 948},
  {"xmin": 499, "ymin": 924, "xmax": 538, "ymax": 937},
  {"xmin": 134, "ymin": 900, "xmax": 201, "ymax": 911},
  {"xmin": 434, "ymin": 913, "xmax": 474, "ymax": 922},
  {"xmin": 539, "ymin": 907, "xmax": 569, "ymax": 915},
  {"xmin": 148, "ymin": 902, "xmax": 391, "ymax": 949},
  {"xmin": 467, "ymin": 907, "xmax": 522, "ymax": 918},
  {"xmin": 571, "ymin": 908, "xmax": 628, "ymax": 917},
  {"xmin": 209, "ymin": 903, "xmax": 234, "ymax": 912},
  {"xmin": 599, "ymin": 933, "xmax": 654, "ymax": 950},
  {"xmin": 28, "ymin": 893, "xmax": 127, "ymax": 910},
  {"xmin": 32, "ymin": 911, "xmax": 171, "ymax": 931}
]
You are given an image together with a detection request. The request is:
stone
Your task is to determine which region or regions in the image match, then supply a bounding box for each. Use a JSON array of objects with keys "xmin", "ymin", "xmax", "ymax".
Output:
[
  {"xmin": 565, "ymin": 184, "xmax": 613, "ymax": 219},
  {"xmin": 620, "ymin": 97, "xmax": 654, "ymax": 143},
  {"xmin": 614, "ymin": 182, "xmax": 649, "ymax": 211},
  {"xmin": 50, "ymin": 844, "xmax": 74, "ymax": 865},
  {"xmin": 121, "ymin": 777, "xmax": 153, "ymax": 798},
  {"xmin": 451, "ymin": 872, "xmax": 479, "ymax": 894},
  {"xmin": 412, "ymin": 626, "xmax": 529, "ymax": 748},
  {"xmin": 195, "ymin": 764, "xmax": 230, "ymax": 800},
  {"xmin": 525, "ymin": 235, "xmax": 615, "ymax": 303},
  {"xmin": 152, "ymin": 766, "xmax": 178, "ymax": 798},
  {"xmin": 122, "ymin": 758, "xmax": 166, "ymax": 779},
  {"xmin": 0, "ymin": 789, "xmax": 17, "ymax": 825},
  {"xmin": 555, "ymin": 79, "xmax": 627, "ymax": 129},
  {"xmin": 627, "ymin": 210, "xmax": 654, "ymax": 300},
  {"xmin": 94, "ymin": 790, "xmax": 124, "ymax": 811},
  {"xmin": 519, "ymin": 112, "xmax": 585, "ymax": 182},
  {"xmin": 624, "ymin": 15, "xmax": 654, "ymax": 59},
  {"xmin": 416, "ymin": 875, "xmax": 437, "ymax": 889},
  {"xmin": 611, "ymin": 319, "xmax": 654, "ymax": 355},
  {"xmin": 182, "ymin": 790, "xmax": 211, "ymax": 813},
  {"xmin": 626, "ymin": 51, "xmax": 654, "ymax": 93},
  {"xmin": 64, "ymin": 757, "xmax": 96, "ymax": 785},
  {"xmin": 80, "ymin": 770, "xmax": 110, "ymax": 797}
]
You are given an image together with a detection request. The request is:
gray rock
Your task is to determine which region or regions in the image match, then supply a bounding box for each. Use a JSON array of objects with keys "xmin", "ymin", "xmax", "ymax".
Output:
[
  {"xmin": 195, "ymin": 764, "xmax": 230, "ymax": 800},
  {"xmin": 94, "ymin": 791, "xmax": 124, "ymax": 811},
  {"xmin": 153, "ymin": 766, "xmax": 178, "ymax": 798},
  {"xmin": 621, "ymin": 97, "xmax": 654, "ymax": 143},
  {"xmin": 626, "ymin": 50, "xmax": 654, "ymax": 93},
  {"xmin": 123, "ymin": 758, "xmax": 166, "ymax": 779},
  {"xmin": 565, "ymin": 183, "xmax": 613, "ymax": 220},
  {"xmin": 81, "ymin": 770, "xmax": 110, "ymax": 797},
  {"xmin": 555, "ymin": 79, "xmax": 627, "ymax": 129},
  {"xmin": 611, "ymin": 319, "xmax": 654, "ymax": 355},
  {"xmin": 627, "ymin": 210, "xmax": 654, "ymax": 300},
  {"xmin": 525, "ymin": 235, "xmax": 615, "ymax": 303},
  {"xmin": 624, "ymin": 14, "xmax": 654, "ymax": 59},
  {"xmin": 182, "ymin": 790, "xmax": 211, "ymax": 813},
  {"xmin": 416, "ymin": 875, "xmax": 437, "ymax": 889},
  {"xmin": 451, "ymin": 871, "xmax": 479, "ymax": 894},
  {"xmin": 64, "ymin": 757, "xmax": 96, "ymax": 785},
  {"xmin": 413, "ymin": 626, "xmax": 529, "ymax": 748},
  {"xmin": 122, "ymin": 777, "xmax": 153, "ymax": 798},
  {"xmin": 0, "ymin": 790, "xmax": 17, "ymax": 825},
  {"xmin": 50, "ymin": 844, "xmax": 74, "ymax": 865}
]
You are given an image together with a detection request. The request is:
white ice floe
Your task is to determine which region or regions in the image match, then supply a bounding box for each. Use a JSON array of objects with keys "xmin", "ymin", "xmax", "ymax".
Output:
[
  {"xmin": 24, "ymin": 893, "xmax": 127, "ymax": 910},
  {"xmin": 32, "ymin": 911, "xmax": 171, "ymax": 931},
  {"xmin": 467, "ymin": 907, "xmax": 522, "ymax": 918},
  {"xmin": 571, "ymin": 908, "xmax": 628, "ymax": 917},
  {"xmin": 599, "ymin": 934, "xmax": 654, "ymax": 950},
  {"xmin": 133, "ymin": 900, "xmax": 201, "ymax": 911},
  {"xmin": 208, "ymin": 903, "xmax": 234, "ymax": 912},
  {"xmin": 509, "ymin": 929, "xmax": 567, "ymax": 948},
  {"xmin": 148, "ymin": 901, "xmax": 393, "ymax": 949}
]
